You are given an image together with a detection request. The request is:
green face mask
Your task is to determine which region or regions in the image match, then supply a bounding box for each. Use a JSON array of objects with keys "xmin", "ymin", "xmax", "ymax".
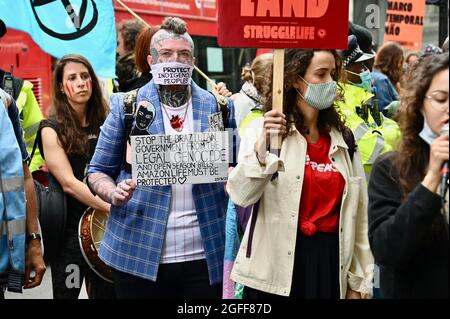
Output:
[{"xmin": 346, "ymin": 69, "xmax": 372, "ymax": 91}]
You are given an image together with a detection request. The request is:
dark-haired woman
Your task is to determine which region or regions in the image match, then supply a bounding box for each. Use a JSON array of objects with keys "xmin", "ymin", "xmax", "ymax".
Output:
[
  {"xmin": 226, "ymin": 48, "xmax": 373, "ymax": 299},
  {"xmin": 121, "ymin": 25, "xmax": 160, "ymax": 92},
  {"xmin": 368, "ymin": 53, "xmax": 449, "ymax": 299},
  {"xmin": 42, "ymin": 54, "xmax": 115, "ymax": 299},
  {"xmin": 372, "ymin": 42, "xmax": 404, "ymax": 112}
]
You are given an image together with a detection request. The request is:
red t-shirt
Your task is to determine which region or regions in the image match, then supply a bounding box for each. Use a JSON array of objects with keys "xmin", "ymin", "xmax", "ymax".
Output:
[{"xmin": 298, "ymin": 134, "xmax": 345, "ymax": 236}]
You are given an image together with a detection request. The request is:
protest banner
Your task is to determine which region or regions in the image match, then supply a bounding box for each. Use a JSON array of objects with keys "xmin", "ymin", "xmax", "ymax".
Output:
[
  {"xmin": 208, "ymin": 112, "xmax": 224, "ymax": 132},
  {"xmin": 218, "ymin": 0, "xmax": 349, "ymax": 152},
  {"xmin": 218, "ymin": 0, "xmax": 349, "ymax": 49},
  {"xmin": 384, "ymin": 0, "xmax": 426, "ymax": 51},
  {"xmin": 0, "ymin": 0, "xmax": 116, "ymax": 78},
  {"xmin": 131, "ymin": 132, "xmax": 229, "ymax": 187}
]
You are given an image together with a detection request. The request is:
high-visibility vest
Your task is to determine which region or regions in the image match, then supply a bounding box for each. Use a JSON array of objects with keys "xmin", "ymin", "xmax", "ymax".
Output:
[
  {"xmin": 0, "ymin": 100, "xmax": 26, "ymax": 276},
  {"xmin": 16, "ymin": 80, "xmax": 44, "ymax": 172},
  {"xmin": 238, "ymin": 108, "xmax": 264, "ymax": 138},
  {"xmin": 336, "ymin": 83, "xmax": 401, "ymax": 181}
]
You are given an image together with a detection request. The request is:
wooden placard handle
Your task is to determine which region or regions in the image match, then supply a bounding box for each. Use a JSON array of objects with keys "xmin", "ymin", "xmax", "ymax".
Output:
[{"xmin": 270, "ymin": 49, "xmax": 285, "ymax": 154}]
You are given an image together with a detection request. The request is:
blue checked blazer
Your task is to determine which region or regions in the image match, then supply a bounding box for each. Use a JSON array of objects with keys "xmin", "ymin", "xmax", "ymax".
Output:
[{"xmin": 88, "ymin": 80, "xmax": 236, "ymax": 284}]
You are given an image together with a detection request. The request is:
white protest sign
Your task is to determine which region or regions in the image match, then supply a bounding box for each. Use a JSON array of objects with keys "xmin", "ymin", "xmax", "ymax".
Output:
[
  {"xmin": 151, "ymin": 62, "xmax": 194, "ymax": 86},
  {"xmin": 208, "ymin": 112, "xmax": 224, "ymax": 132},
  {"xmin": 131, "ymin": 132, "xmax": 229, "ymax": 186}
]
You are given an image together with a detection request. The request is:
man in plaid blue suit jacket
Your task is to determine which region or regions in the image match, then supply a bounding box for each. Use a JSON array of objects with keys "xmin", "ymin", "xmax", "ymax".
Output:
[{"xmin": 87, "ymin": 17, "xmax": 236, "ymax": 298}]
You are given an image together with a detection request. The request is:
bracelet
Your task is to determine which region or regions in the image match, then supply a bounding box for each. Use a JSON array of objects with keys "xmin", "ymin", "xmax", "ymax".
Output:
[{"xmin": 26, "ymin": 233, "xmax": 42, "ymax": 244}]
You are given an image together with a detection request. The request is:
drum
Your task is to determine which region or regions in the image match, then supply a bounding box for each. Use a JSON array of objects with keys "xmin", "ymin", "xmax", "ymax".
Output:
[{"xmin": 78, "ymin": 207, "xmax": 113, "ymax": 283}]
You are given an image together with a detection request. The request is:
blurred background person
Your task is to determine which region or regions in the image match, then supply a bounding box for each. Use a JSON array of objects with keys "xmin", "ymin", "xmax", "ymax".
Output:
[
  {"xmin": 0, "ymin": 18, "xmax": 44, "ymax": 172},
  {"xmin": 232, "ymin": 53, "xmax": 273, "ymax": 131},
  {"xmin": 116, "ymin": 19, "xmax": 145, "ymax": 92},
  {"xmin": 223, "ymin": 53, "xmax": 273, "ymax": 299},
  {"xmin": 348, "ymin": 22, "xmax": 376, "ymax": 71},
  {"xmin": 372, "ymin": 42, "xmax": 403, "ymax": 113},
  {"xmin": 368, "ymin": 53, "xmax": 449, "ymax": 299},
  {"xmin": 422, "ymin": 43, "xmax": 443, "ymax": 58},
  {"xmin": 405, "ymin": 52, "xmax": 419, "ymax": 68},
  {"xmin": 122, "ymin": 25, "xmax": 160, "ymax": 92}
]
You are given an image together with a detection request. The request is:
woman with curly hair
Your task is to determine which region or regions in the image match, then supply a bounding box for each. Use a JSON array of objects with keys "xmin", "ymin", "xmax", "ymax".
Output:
[
  {"xmin": 226, "ymin": 49, "xmax": 373, "ymax": 299},
  {"xmin": 368, "ymin": 53, "xmax": 449, "ymax": 298},
  {"xmin": 372, "ymin": 42, "xmax": 404, "ymax": 112},
  {"xmin": 41, "ymin": 54, "xmax": 115, "ymax": 299}
]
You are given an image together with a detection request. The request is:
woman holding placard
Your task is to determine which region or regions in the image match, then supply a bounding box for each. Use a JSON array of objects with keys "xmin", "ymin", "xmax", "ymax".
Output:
[{"xmin": 227, "ymin": 48, "xmax": 373, "ymax": 299}]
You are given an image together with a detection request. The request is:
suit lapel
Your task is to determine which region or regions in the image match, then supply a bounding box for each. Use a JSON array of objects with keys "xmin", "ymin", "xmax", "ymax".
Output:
[{"xmin": 191, "ymin": 82, "xmax": 215, "ymax": 133}]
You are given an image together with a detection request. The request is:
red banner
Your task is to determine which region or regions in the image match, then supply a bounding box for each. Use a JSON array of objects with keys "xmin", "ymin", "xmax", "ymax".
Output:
[{"xmin": 218, "ymin": 0, "xmax": 349, "ymax": 49}]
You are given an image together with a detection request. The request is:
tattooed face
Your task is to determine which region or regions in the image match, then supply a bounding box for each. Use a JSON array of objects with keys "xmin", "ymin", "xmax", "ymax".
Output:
[
  {"xmin": 149, "ymin": 30, "xmax": 194, "ymax": 65},
  {"xmin": 149, "ymin": 30, "xmax": 194, "ymax": 107},
  {"xmin": 60, "ymin": 62, "xmax": 92, "ymax": 108}
]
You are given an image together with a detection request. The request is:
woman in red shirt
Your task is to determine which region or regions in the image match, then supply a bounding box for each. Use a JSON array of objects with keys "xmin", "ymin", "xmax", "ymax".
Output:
[{"xmin": 227, "ymin": 48, "xmax": 372, "ymax": 299}]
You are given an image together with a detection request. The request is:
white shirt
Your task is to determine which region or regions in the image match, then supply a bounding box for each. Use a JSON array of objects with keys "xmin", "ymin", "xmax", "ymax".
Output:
[{"xmin": 160, "ymin": 99, "xmax": 206, "ymax": 263}]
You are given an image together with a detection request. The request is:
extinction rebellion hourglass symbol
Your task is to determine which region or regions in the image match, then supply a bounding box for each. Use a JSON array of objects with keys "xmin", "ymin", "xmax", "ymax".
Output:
[{"xmin": 30, "ymin": 0, "xmax": 98, "ymax": 40}]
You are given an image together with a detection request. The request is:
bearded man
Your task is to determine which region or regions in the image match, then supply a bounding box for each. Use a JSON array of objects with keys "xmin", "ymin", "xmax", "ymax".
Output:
[{"xmin": 87, "ymin": 17, "xmax": 236, "ymax": 298}]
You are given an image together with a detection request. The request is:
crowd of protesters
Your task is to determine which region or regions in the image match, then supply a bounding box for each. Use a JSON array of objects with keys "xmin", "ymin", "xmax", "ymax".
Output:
[{"xmin": 1, "ymin": 15, "xmax": 448, "ymax": 300}]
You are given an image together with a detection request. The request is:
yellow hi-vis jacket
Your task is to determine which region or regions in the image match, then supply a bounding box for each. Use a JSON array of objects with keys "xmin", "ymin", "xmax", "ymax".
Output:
[
  {"xmin": 16, "ymin": 80, "xmax": 44, "ymax": 172},
  {"xmin": 336, "ymin": 83, "xmax": 401, "ymax": 181}
]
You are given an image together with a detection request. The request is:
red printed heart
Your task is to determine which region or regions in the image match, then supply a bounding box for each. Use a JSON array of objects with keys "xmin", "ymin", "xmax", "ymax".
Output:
[{"xmin": 170, "ymin": 115, "xmax": 184, "ymax": 130}]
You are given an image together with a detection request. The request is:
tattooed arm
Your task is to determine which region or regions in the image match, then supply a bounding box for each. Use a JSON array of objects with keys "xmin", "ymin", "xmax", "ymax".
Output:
[
  {"xmin": 87, "ymin": 93, "xmax": 136, "ymax": 206},
  {"xmin": 88, "ymin": 173, "xmax": 136, "ymax": 206}
]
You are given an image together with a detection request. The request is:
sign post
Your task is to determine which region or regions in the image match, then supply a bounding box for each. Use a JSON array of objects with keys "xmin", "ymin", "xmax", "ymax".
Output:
[{"xmin": 270, "ymin": 49, "xmax": 285, "ymax": 152}]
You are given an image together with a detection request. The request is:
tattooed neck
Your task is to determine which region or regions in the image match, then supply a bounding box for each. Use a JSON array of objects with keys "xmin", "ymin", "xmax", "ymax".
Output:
[{"xmin": 157, "ymin": 85, "xmax": 190, "ymax": 108}]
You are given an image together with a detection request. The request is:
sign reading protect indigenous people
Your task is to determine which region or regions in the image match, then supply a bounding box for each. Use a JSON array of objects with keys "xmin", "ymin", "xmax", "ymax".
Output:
[
  {"xmin": 131, "ymin": 132, "xmax": 229, "ymax": 186},
  {"xmin": 217, "ymin": 0, "xmax": 349, "ymax": 49},
  {"xmin": 151, "ymin": 62, "xmax": 194, "ymax": 86},
  {"xmin": 384, "ymin": 0, "xmax": 425, "ymax": 51}
]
